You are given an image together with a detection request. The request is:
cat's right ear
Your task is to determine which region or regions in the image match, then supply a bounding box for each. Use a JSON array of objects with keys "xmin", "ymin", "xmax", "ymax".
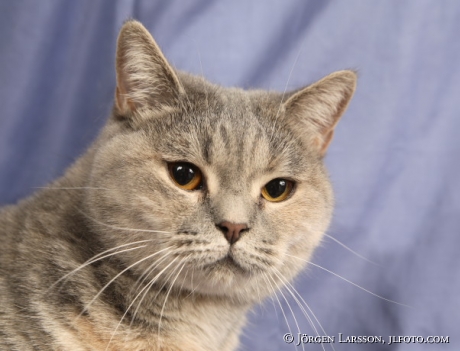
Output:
[{"xmin": 115, "ymin": 20, "xmax": 184, "ymax": 117}]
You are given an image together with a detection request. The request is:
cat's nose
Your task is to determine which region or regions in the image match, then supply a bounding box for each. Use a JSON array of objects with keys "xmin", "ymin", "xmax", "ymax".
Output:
[{"xmin": 216, "ymin": 221, "xmax": 248, "ymax": 245}]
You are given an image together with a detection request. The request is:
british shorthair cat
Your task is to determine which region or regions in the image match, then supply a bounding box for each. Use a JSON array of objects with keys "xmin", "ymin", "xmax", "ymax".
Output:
[{"xmin": 0, "ymin": 20, "xmax": 356, "ymax": 351}]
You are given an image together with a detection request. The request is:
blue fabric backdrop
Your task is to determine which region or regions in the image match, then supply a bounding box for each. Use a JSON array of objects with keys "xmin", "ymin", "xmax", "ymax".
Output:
[{"xmin": 1, "ymin": 1, "xmax": 459, "ymax": 350}]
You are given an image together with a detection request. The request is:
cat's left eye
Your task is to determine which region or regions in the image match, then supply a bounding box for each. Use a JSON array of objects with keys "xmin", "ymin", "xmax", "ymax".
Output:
[
  {"xmin": 168, "ymin": 162, "xmax": 203, "ymax": 191},
  {"xmin": 261, "ymin": 178, "xmax": 294, "ymax": 202}
]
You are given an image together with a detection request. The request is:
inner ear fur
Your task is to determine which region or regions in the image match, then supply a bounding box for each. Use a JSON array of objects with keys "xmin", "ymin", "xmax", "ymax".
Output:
[
  {"xmin": 283, "ymin": 70, "xmax": 357, "ymax": 156},
  {"xmin": 115, "ymin": 20, "xmax": 184, "ymax": 117}
]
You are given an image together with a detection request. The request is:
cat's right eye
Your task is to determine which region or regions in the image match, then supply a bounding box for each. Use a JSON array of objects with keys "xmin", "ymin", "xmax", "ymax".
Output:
[{"xmin": 168, "ymin": 162, "xmax": 203, "ymax": 191}]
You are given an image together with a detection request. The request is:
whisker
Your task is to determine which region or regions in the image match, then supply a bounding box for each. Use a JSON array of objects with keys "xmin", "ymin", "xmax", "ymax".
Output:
[
  {"xmin": 175, "ymin": 56, "xmax": 192, "ymax": 111},
  {"xmin": 272, "ymin": 269, "xmax": 329, "ymax": 351},
  {"xmin": 78, "ymin": 210, "xmax": 171, "ymax": 234},
  {"xmin": 254, "ymin": 275, "xmax": 263, "ymax": 305},
  {"xmin": 128, "ymin": 251, "xmax": 181, "ymax": 327},
  {"xmin": 128, "ymin": 250, "xmax": 175, "ymax": 296},
  {"xmin": 290, "ymin": 285, "xmax": 335, "ymax": 351},
  {"xmin": 269, "ymin": 45, "xmax": 303, "ymax": 145},
  {"xmin": 48, "ymin": 241, "xmax": 152, "ymax": 292},
  {"xmin": 262, "ymin": 272, "xmax": 293, "ymax": 347},
  {"xmin": 266, "ymin": 273, "xmax": 305, "ymax": 351},
  {"xmin": 104, "ymin": 255, "xmax": 181, "ymax": 351},
  {"xmin": 34, "ymin": 186, "xmax": 112, "ymax": 191},
  {"xmin": 268, "ymin": 294, "xmax": 280, "ymax": 321},
  {"xmin": 275, "ymin": 269, "xmax": 333, "ymax": 347},
  {"xmin": 178, "ymin": 267, "xmax": 189, "ymax": 293},
  {"xmin": 78, "ymin": 246, "xmax": 174, "ymax": 319},
  {"xmin": 184, "ymin": 267, "xmax": 198, "ymax": 299},
  {"xmin": 152, "ymin": 260, "xmax": 183, "ymax": 301},
  {"xmin": 157, "ymin": 256, "xmax": 189, "ymax": 340},
  {"xmin": 195, "ymin": 41, "xmax": 209, "ymax": 111},
  {"xmin": 286, "ymin": 253, "xmax": 412, "ymax": 308},
  {"xmin": 260, "ymin": 275, "xmax": 280, "ymax": 320},
  {"xmin": 323, "ymin": 233, "xmax": 379, "ymax": 266},
  {"xmin": 275, "ymin": 46, "xmax": 302, "ymax": 118},
  {"xmin": 271, "ymin": 270, "xmax": 317, "ymax": 332}
]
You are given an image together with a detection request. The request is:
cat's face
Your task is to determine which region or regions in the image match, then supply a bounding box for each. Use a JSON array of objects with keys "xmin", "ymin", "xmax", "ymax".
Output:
[{"xmin": 85, "ymin": 21, "xmax": 356, "ymax": 303}]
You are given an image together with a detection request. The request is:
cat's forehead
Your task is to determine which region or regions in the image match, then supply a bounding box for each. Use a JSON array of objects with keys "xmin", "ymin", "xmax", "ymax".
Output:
[{"xmin": 147, "ymin": 83, "xmax": 311, "ymax": 181}]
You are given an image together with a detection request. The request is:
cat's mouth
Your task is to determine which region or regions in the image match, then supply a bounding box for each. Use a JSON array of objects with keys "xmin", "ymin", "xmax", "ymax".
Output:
[
  {"xmin": 221, "ymin": 255, "xmax": 238, "ymax": 266},
  {"xmin": 211, "ymin": 254, "xmax": 248, "ymax": 274}
]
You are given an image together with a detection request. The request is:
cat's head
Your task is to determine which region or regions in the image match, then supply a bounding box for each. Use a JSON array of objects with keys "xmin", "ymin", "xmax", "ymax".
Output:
[{"xmin": 85, "ymin": 20, "xmax": 356, "ymax": 303}]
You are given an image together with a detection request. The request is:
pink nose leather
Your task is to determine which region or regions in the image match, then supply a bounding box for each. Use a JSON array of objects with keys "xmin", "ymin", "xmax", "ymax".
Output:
[{"xmin": 217, "ymin": 221, "xmax": 248, "ymax": 245}]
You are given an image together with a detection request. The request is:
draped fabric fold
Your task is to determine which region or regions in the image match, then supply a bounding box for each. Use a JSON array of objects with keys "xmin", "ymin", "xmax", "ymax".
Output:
[{"xmin": 0, "ymin": 1, "xmax": 458, "ymax": 350}]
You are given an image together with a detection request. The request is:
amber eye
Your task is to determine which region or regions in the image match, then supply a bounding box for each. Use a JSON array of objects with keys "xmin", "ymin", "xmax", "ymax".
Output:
[
  {"xmin": 261, "ymin": 178, "xmax": 294, "ymax": 202},
  {"xmin": 168, "ymin": 162, "xmax": 203, "ymax": 190}
]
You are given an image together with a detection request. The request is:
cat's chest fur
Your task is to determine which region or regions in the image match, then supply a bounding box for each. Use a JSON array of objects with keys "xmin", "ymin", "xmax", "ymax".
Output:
[
  {"xmin": 48, "ymin": 296, "xmax": 245, "ymax": 351},
  {"xmin": 0, "ymin": 20, "xmax": 356, "ymax": 351}
]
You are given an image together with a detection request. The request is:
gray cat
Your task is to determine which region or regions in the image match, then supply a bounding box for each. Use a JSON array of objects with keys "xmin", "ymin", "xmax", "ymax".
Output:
[{"xmin": 0, "ymin": 20, "xmax": 356, "ymax": 351}]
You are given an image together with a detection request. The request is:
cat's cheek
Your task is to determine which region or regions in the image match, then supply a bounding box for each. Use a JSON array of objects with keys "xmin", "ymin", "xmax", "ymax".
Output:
[{"xmin": 255, "ymin": 189, "xmax": 333, "ymax": 277}]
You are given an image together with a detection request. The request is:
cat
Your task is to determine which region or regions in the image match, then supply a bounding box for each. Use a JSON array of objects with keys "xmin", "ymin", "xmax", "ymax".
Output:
[{"xmin": 0, "ymin": 20, "xmax": 356, "ymax": 351}]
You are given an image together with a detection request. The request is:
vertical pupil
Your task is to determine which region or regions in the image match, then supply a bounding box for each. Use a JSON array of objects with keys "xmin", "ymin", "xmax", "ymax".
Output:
[
  {"xmin": 267, "ymin": 179, "xmax": 286, "ymax": 198},
  {"xmin": 173, "ymin": 165, "xmax": 194, "ymax": 185}
]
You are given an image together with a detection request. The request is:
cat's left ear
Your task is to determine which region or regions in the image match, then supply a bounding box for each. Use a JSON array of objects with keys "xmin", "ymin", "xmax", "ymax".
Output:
[
  {"xmin": 283, "ymin": 70, "xmax": 357, "ymax": 156},
  {"xmin": 115, "ymin": 20, "xmax": 184, "ymax": 117}
]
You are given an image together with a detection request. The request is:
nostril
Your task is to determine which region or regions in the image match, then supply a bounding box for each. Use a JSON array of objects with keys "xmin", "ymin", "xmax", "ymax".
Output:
[
  {"xmin": 216, "ymin": 221, "xmax": 248, "ymax": 245},
  {"xmin": 216, "ymin": 223, "xmax": 228, "ymax": 233}
]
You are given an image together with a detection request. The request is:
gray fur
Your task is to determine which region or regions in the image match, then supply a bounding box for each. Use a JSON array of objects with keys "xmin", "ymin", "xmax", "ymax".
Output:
[{"xmin": 0, "ymin": 20, "xmax": 356, "ymax": 351}]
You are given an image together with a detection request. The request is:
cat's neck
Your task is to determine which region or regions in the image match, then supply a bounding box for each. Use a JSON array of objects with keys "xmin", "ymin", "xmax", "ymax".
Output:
[
  {"xmin": 123, "ymin": 291, "xmax": 249, "ymax": 351},
  {"xmin": 169, "ymin": 294, "xmax": 249, "ymax": 351}
]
